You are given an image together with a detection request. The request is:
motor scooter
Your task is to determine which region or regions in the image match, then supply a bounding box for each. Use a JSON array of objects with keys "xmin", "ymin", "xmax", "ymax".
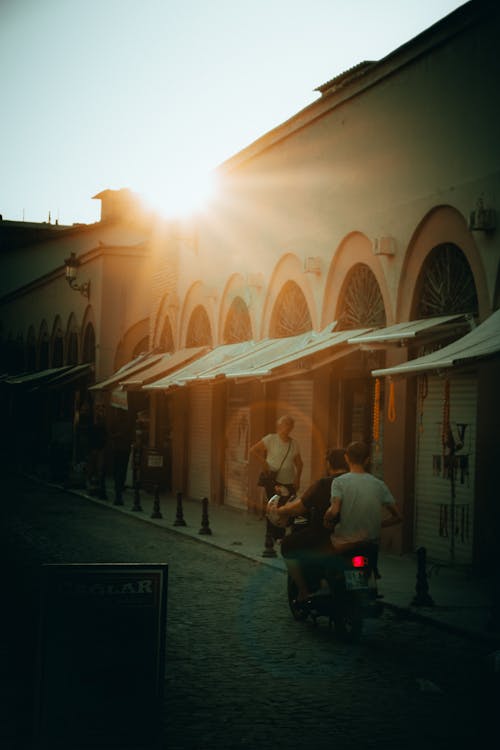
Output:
[{"xmin": 267, "ymin": 494, "xmax": 382, "ymax": 643}]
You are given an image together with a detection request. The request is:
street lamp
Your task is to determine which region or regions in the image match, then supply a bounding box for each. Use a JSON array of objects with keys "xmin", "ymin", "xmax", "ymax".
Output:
[{"xmin": 64, "ymin": 252, "xmax": 90, "ymax": 298}]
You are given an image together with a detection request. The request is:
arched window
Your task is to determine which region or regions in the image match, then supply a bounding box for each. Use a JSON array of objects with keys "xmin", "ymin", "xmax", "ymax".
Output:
[
  {"xmin": 39, "ymin": 323, "xmax": 50, "ymax": 370},
  {"xmin": 52, "ymin": 325, "xmax": 64, "ymax": 367},
  {"xmin": 26, "ymin": 327, "xmax": 37, "ymax": 371},
  {"xmin": 82, "ymin": 323, "xmax": 96, "ymax": 364},
  {"xmin": 270, "ymin": 281, "xmax": 312, "ymax": 338},
  {"xmin": 223, "ymin": 296, "xmax": 252, "ymax": 344},
  {"xmin": 67, "ymin": 331, "xmax": 79, "ymax": 365},
  {"xmin": 159, "ymin": 318, "xmax": 174, "ymax": 352},
  {"xmin": 336, "ymin": 264, "xmax": 386, "ymax": 330},
  {"xmin": 132, "ymin": 337, "xmax": 149, "ymax": 357},
  {"xmin": 415, "ymin": 243, "xmax": 478, "ymax": 318},
  {"xmin": 186, "ymin": 305, "xmax": 212, "ymax": 347}
]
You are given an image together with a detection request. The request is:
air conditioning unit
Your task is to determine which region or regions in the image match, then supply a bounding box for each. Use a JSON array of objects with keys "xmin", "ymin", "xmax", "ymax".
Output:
[
  {"xmin": 372, "ymin": 236, "xmax": 396, "ymax": 256},
  {"xmin": 304, "ymin": 256, "xmax": 322, "ymax": 274}
]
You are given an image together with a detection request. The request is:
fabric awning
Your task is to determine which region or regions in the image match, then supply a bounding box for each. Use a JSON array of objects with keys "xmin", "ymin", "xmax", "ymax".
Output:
[
  {"xmin": 144, "ymin": 325, "xmax": 371, "ymax": 391},
  {"xmin": 35, "ymin": 363, "xmax": 93, "ymax": 390},
  {"xmin": 347, "ymin": 314, "xmax": 466, "ymax": 345},
  {"xmin": 4, "ymin": 365, "xmax": 74, "ymax": 386},
  {"xmin": 89, "ymin": 352, "xmax": 164, "ymax": 392},
  {"xmin": 371, "ymin": 309, "xmax": 500, "ymax": 378},
  {"xmin": 119, "ymin": 347, "xmax": 209, "ymax": 390}
]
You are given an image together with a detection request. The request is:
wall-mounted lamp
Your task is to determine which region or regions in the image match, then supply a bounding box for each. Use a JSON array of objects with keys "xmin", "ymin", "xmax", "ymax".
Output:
[
  {"xmin": 64, "ymin": 252, "xmax": 90, "ymax": 298},
  {"xmin": 469, "ymin": 197, "xmax": 496, "ymax": 232}
]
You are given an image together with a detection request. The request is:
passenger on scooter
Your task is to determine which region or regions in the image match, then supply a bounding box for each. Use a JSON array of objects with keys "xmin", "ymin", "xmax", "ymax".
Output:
[
  {"xmin": 271, "ymin": 448, "xmax": 348, "ymax": 603},
  {"xmin": 323, "ymin": 441, "xmax": 402, "ymax": 572}
]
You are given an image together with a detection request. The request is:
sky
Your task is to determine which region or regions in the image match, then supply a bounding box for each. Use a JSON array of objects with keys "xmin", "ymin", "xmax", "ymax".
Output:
[{"xmin": 0, "ymin": 0, "xmax": 467, "ymax": 226}]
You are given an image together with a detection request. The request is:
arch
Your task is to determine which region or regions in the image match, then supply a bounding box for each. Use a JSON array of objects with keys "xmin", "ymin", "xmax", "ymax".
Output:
[
  {"xmin": 219, "ymin": 273, "xmax": 255, "ymax": 344},
  {"xmin": 494, "ymin": 261, "xmax": 500, "ymax": 312},
  {"xmin": 26, "ymin": 325, "xmax": 37, "ymax": 371},
  {"xmin": 260, "ymin": 253, "xmax": 317, "ymax": 338},
  {"xmin": 82, "ymin": 323, "xmax": 96, "ymax": 364},
  {"xmin": 322, "ymin": 232, "xmax": 392, "ymax": 328},
  {"xmin": 38, "ymin": 320, "xmax": 49, "ymax": 370},
  {"xmin": 179, "ymin": 281, "xmax": 214, "ymax": 347},
  {"xmin": 412, "ymin": 243, "xmax": 478, "ymax": 319},
  {"xmin": 65, "ymin": 313, "xmax": 80, "ymax": 365},
  {"xmin": 158, "ymin": 316, "xmax": 174, "ymax": 352},
  {"xmin": 269, "ymin": 280, "xmax": 312, "ymax": 337},
  {"xmin": 399, "ymin": 206, "xmax": 489, "ymax": 321},
  {"xmin": 51, "ymin": 315, "xmax": 64, "ymax": 367},
  {"xmin": 152, "ymin": 291, "xmax": 179, "ymax": 350},
  {"xmin": 335, "ymin": 263, "xmax": 386, "ymax": 330},
  {"xmin": 113, "ymin": 318, "xmax": 150, "ymax": 370},
  {"xmin": 186, "ymin": 305, "xmax": 213, "ymax": 347},
  {"xmin": 223, "ymin": 296, "xmax": 252, "ymax": 343}
]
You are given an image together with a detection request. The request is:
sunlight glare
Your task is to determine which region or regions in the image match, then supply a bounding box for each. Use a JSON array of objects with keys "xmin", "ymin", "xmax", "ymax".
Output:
[{"xmin": 141, "ymin": 167, "xmax": 219, "ymax": 221}]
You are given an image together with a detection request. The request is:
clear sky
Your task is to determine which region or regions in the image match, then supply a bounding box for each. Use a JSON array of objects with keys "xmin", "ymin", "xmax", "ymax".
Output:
[{"xmin": 0, "ymin": 0, "xmax": 467, "ymax": 225}]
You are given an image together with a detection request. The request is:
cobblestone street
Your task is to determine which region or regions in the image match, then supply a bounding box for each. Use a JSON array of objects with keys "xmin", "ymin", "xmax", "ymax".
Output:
[{"xmin": 1, "ymin": 473, "xmax": 497, "ymax": 750}]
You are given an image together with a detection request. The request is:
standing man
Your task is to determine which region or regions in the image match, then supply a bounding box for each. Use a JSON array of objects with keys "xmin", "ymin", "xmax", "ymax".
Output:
[
  {"xmin": 324, "ymin": 441, "xmax": 402, "ymax": 562},
  {"xmin": 250, "ymin": 415, "xmax": 303, "ymax": 541}
]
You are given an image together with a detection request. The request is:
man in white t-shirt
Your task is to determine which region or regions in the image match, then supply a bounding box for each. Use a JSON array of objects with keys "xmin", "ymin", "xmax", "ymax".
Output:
[{"xmin": 324, "ymin": 441, "xmax": 402, "ymax": 557}]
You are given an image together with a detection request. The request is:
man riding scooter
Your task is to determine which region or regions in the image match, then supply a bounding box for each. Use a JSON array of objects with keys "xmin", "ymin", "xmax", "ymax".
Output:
[{"xmin": 270, "ymin": 448, "xmax": 348, "ymax": 603}]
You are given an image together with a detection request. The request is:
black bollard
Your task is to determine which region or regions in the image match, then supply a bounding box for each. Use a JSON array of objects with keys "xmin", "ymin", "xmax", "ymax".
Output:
[
  {"xmin": 173, "ymin": 491, "xmax": 187, "ymax": 527},
  {"xmin": 151, "ymin": 484, "xmax": 163, "ymax": 519},
  {"xmin": 262, "ymin": 525, "xmax": 277, "ymax": 558},
  {"xmin": 199, "ymin": 497, "xmax": 212, "ymax": 535},
  {"xmin": 131, "ymin": 480, "xmax": 143, "ymax": 512},
  {"xmin": 411, "ymin": 546, "xmax": 434, "ymax": 606}
]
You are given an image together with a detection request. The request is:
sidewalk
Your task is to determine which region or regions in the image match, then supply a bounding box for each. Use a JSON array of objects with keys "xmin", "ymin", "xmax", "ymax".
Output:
[{"xmin": 64, "ymin": 479, "xmax": 500, "ymax": 647}]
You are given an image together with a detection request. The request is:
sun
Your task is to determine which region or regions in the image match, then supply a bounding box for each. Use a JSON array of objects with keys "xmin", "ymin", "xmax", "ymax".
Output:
[{"xmin": 141, "ymin": 167, "xmax": 219, "ymax": 221}]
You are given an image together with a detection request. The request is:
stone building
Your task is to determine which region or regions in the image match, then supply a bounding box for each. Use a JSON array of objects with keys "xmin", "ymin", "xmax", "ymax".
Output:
[{"xmin": 1, "ymin": 0, "xmax": 499, "ymax": 566}]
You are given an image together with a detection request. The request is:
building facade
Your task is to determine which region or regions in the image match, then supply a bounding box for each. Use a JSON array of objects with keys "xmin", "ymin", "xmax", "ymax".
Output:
[{"xmin": 1, "ymin": 0, "xmax": 499, "ymax": 566}]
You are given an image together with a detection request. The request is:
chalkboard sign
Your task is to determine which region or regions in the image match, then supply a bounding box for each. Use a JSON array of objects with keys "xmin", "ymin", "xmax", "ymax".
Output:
[{"xmin": 34, "ymin": 563, "xmax": 168, "ymax": 749}]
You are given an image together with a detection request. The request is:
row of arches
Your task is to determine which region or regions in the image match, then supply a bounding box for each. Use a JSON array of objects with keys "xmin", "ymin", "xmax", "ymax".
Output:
[
  {"xmin": 1, "ymin": 313, "xmax": 96, "ymax": 375},
  {"xmin": 152, "ymin": 241, "xmax": 479, "ymax": 355}
]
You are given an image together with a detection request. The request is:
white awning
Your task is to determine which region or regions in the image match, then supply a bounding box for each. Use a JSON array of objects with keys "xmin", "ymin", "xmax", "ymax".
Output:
[
  {"xmin": 371, "ymin": 309, "xmax": 500, "ymax": 378},
  {"xmin": 90, "ymin": 352, "xmax": 164, "ymax": 392},
  {"xmin": 347, "ymin": 314, "xmax": 466, "ymax": 345},
  {"xmin": 119, "ymin": 347, "xmax": 209, "ymax": 389},
  {"xmin": 145, "ymin": 324, "xmax": 371, "ymax": 391}
]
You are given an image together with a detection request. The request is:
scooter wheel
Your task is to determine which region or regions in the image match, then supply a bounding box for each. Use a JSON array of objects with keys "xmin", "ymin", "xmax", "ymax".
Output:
[
  {"xmin": 287, "ymin": 576, "xmax": 309, "ymax": 621},
  {"xmin": 334, "ymin": 593, "xmax": 363, "ymax": 643}
]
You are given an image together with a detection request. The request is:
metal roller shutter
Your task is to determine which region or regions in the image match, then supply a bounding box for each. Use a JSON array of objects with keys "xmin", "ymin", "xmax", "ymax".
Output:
[
  {"xmin": 224, "ymin": 400, "xmax": 250, "ymax": 510},
  {"xmin": 414, "ymin": 373, "xmax": 477, "ymax": 564},
  {"xmin": 187, "ymin": 383, "xmax": 212, "ymax": 501},
  {"xmin": 278, "ymin": 378, "xmax": 313, "ymax": 491}
]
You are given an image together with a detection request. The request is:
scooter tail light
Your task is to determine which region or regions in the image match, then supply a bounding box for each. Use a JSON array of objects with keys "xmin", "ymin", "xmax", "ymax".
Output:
[{"xmin": 351, "ymin": 555, "xmax": 368, "ymax": 568}]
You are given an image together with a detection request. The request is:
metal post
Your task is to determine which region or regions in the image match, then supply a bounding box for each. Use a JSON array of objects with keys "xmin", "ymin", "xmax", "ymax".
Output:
[
  {"xmin": 262, "ymin": 522, "xmax": 277, "ymax": 558},
  {"xmin": 173, "ymin": 491, "xmax": 187, "ymax": 527},
  {"xmin": 131, "ymin": 480, "xmax": 143, "ymax": 512},
  {"xmin": 199, "ymin": 497, "xmax": 212, "ymax": 535},
  {"xmin": 411, "ymin": 546, "xmax": 434, "ymax": 606},
  {"xmin": 151, "ymin": 484, "xmax": 163, "ymax": 519}
]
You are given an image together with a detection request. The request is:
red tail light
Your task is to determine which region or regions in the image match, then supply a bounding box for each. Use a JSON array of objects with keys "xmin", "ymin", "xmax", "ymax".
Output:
[{"xmin": 351, "ymin": 555, "xmax": 368, "ymax": 568}]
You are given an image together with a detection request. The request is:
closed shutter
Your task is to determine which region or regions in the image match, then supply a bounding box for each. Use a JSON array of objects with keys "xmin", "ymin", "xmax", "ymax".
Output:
[
  {"xmin": 414, "ymin": 374, "xmax": 476, "ymax": 564},
  {"xmin": 224, "ymin": 398, "xmax": 250, "ymax": 510},
  {"xmin": 278, "ymin": 378, "xmax": 313, "ymax": 491},
  {"xmin": 187, "ymin": 384, "xmax": 212, "ymax": 500}
]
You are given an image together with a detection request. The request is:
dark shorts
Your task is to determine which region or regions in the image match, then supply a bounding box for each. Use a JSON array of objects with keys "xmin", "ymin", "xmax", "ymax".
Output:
[{"xmin": 280, "ymin": 526, "xmax": 331, "ymax": 561}]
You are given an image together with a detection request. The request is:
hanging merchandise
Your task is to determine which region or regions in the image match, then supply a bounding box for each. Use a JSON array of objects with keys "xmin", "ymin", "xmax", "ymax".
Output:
[
  {"xmin": 418, "ymin": 374, "xmax": 428, "ymax": 434},
  {"xmin": 387, "ymin": 379, "xmax": 397, "ymax": 423}
]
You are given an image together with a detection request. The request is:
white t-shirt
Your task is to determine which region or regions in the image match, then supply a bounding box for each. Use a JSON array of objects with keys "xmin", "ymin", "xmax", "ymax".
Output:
[
  {"xmin": 262, "ymin": 434, "xmax": 300, "ymax": 484},
  {"xmin": 330, "ymin": 471, "xmax": 396, "ymax": 543}
]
